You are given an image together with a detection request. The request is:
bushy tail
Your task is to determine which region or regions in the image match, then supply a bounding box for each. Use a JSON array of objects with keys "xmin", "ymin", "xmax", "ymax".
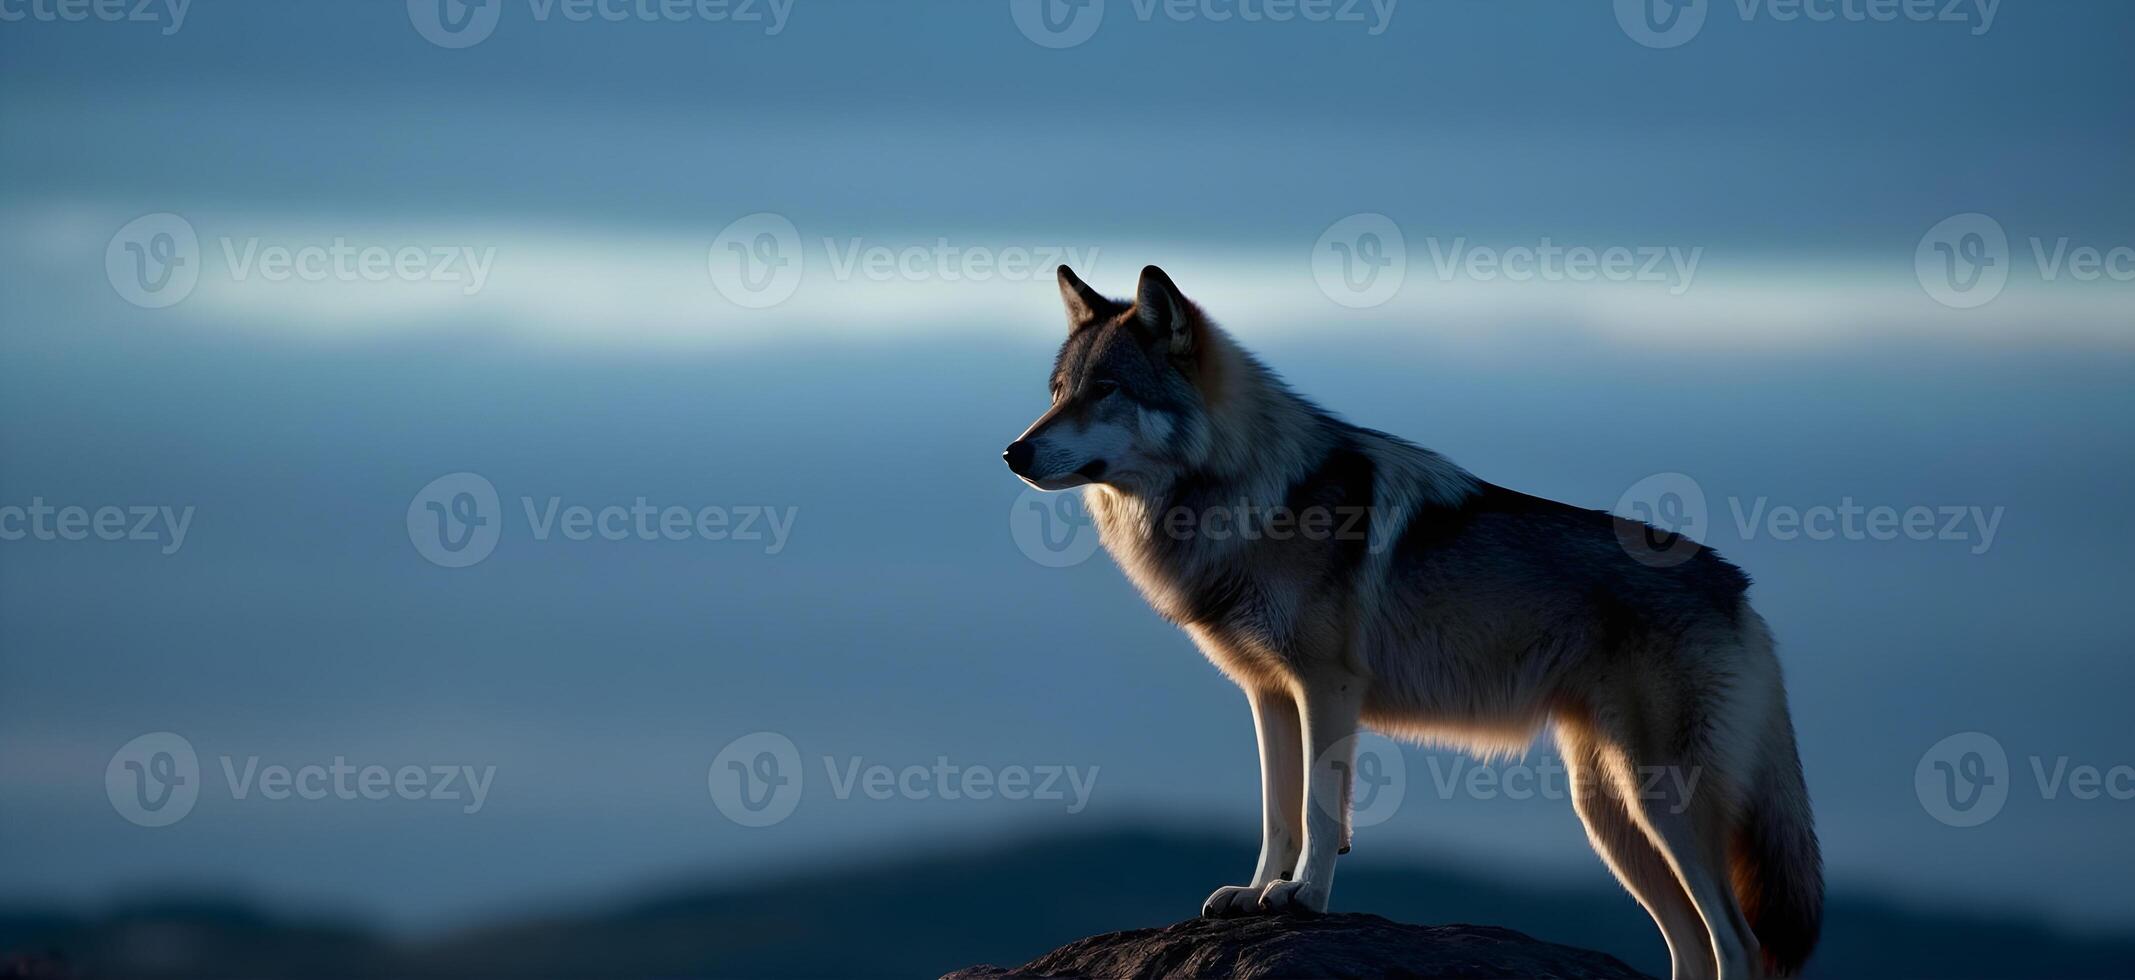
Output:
[{"xmin": 1732, "ymin": 707, "xmax": 1824, "ymax": 977}]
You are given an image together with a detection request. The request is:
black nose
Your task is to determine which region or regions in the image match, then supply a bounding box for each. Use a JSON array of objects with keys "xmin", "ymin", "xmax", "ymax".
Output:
[{"xmin": 1003, "ymin": 440, "xmax": 1036, "ymax": 476}]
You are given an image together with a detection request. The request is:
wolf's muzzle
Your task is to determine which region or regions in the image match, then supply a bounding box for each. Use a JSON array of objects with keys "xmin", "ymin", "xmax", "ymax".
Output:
[{"xmin": 1003, "ymin": 440, "xmax": 1036, "ymax": 477}]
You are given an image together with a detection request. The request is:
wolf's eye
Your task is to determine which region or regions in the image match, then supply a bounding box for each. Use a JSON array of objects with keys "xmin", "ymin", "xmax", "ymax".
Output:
[{"xmin": 1088, "ymin": 380, "xmax": 1120, "ymax": 399}]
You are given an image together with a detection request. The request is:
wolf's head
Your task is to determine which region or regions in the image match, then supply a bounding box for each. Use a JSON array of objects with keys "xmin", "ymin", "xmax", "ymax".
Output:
[{"xmin": 1004, "ymin": 265, "xmax": 1216, "ymax": 493}]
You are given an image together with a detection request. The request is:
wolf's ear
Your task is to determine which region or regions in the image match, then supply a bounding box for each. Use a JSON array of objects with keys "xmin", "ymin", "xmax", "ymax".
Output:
[
  {"xmin": 1057, "ymin": 265, "xmax": 1115, "ymax": 331},
  {"xmin": 1134, "ymin": 265, "xmax": 1195, "ymax": 356}
]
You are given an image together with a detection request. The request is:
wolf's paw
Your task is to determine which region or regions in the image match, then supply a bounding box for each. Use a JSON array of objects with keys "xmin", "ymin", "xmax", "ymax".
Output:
[
  {"xmin": 1201, "ymin": 884, "xmax": 1269, "ymax": 918},
  {"xmin": 1256, "ymin": 878, "xmax": 1329, "ymax": 913}
]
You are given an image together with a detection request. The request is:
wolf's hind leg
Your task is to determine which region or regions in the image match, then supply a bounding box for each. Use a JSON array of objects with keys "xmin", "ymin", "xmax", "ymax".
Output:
[
  {"xmin": 1203, "ymin": 687, "xmax": 1303, "ymax": 917},
  {"xmin": 1620, "ymin": 754, "xmax": 1760, "ymax": 980},
  {"xmin": 1561, "ymin": 729, "xmax": 1717, "ymax": 980}
]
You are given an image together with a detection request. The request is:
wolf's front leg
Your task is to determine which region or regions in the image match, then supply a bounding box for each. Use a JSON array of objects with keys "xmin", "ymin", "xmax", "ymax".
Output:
[
  {"xmin": 1203, "ymin": 687, "xmax": 1303, "ymax": 917},
  {"xmin": 1258, "ymin": 673, "xmax": 1365, "ymax": 913}
]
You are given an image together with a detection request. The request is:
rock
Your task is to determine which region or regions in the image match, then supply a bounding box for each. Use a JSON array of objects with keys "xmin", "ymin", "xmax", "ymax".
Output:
[{"xmin": 942, "ymin": 911, "xmax": 1655, "ymax": 980}]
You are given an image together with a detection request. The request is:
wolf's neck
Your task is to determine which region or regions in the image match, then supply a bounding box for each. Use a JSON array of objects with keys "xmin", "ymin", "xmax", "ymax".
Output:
[{"xmin": 1184, "ymin": 327, "xmax": 1338, "ymax": 500}]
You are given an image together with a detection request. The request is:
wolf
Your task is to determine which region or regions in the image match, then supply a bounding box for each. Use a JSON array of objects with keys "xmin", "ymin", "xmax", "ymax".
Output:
[{"xmin": 1003, "ymin": 265, "xmax": 1822, "ymax": 980}]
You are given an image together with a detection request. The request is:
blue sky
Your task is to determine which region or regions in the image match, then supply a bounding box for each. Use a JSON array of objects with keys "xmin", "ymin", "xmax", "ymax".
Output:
[{"xmin": 2, "ymin": 0, "xmax": 2133, "ymax": 939}]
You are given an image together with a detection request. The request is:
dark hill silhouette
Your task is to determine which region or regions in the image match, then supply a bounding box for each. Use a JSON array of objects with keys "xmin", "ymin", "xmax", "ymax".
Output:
[{"xmin": 5, "ymin": 826, "xmax": 2133, "ymax": 978}]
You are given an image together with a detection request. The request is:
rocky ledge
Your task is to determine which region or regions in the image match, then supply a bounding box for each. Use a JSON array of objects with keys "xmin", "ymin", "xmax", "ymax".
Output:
[{"xmin": 942, "ymin": 911, "xmax": 1654, "ymax": 980}]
